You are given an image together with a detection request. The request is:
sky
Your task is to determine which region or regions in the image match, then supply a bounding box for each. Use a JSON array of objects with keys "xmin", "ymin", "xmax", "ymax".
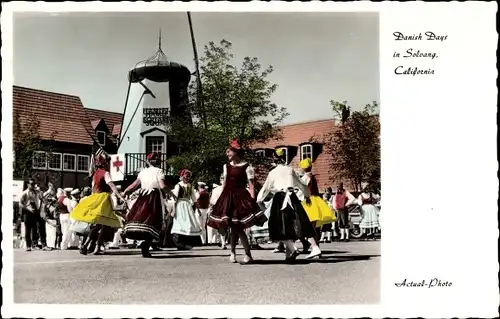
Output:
[{"xmin": 13, "ymin": 12, "xmax": 379, "ymax": 125}]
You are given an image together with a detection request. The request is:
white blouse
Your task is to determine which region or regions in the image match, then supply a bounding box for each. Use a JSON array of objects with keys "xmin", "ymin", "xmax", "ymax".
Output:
[
  {"xmin": 256, "ymin": 164, "xmax": 310, "ymax": 202},
  {"xmin": 222, "ymin": 161, "xmax": 255, "ymax": 181},
  {"xmin": 210, "ymin": 185, "xmax": 224, "ymax": 206},
  {"xmin": 137, "ymin": 166, "xmax": 165, "ymax": 189},
  {"xmin": 172, "ymin": 181, "xmax": 197, "ymax": 203},
  {"xmin": 301, "ymin": 172, "xmax": 312, "ymax": 186}
]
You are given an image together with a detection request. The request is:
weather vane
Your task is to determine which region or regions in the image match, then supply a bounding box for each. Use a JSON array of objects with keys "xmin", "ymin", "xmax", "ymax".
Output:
[{"xmin": 158, "ymin": 28, "xmax": 162, "ymax": 51}]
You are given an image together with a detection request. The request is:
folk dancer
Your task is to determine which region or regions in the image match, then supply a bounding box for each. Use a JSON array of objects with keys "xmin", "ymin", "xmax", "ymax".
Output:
[
  {"xmin": 250, "ymin": 163, "xmax": 276, "ymax": 248},
  {"xmin": 358, "ymin": 186, "xmax": 380, "ymax": 240},
  {"xmin": 320, "ymin": 187, "xmax": 335, "ymax": 243},
  {"xmin": 122, "ymin": 153, "xmax": 167, "ymax": 257},
  {"xmin": 299, "ymin": 158, "xmax": 336, "ymax": 246},
  {"xmin": 170, "ymin": 169, "xmax": 203, "ymax": 249},
  {"xmin": 246, "ymin": 183, "xmax": 266, "ymax": 250},
  {"xmin": 163, "ymin": 191, "xmax": 177, "ymax": 248},
  {"xmin": 68, "ymin": 189, "xmax": 82, "ymax": 249},
  {"xmin": 256, "ymin": 149, "xmax": 321, "ymax": 261},
  {"xmin": 207, "ymin": 139, "xmax": 267, "ymax": 264},
  {"xmin": 41, "ymin": 192, "xmax": 59, "ymax": 250},
  {"xmin": 195, "ymin": 182, "xmax": 210, "ymax": 245},
  {"xmin": 108, "ymin": 186, "xmax": 127, "ymax": 250},
  {"xmin": 331, "ymin": 182, "xmax": 356, "ymax": 242},
  {"xmin": 207, "ymin": 177, "xmax": 227, "ymax": 249},
  {"xmin": 248, "ymin": 195, "xmax": 272, "ymax": 249},
  {"xmin": 71, "ymin": 154, "xmax": 124, "ymax": 255},
  {"xmin": 76, "ymin": 187, "xmax": 92, "ymax": 248},
  {"xmin": 123, "ymin": 188, "xmax": 143, "ymax": 248},
  {"xmin": 57, "ymin": 188, "xmax": 72, "ymax": 250},
  {"xmin": 59, "ymin": 188, "xmax": 78, "ymax": 250},
  {"xmin": 19, "ymin": 179, "xmax": 46, "ymax": 251},
  {"xmin": 43, "ymin": 182, "xmax": 56, "ymax": 198}
]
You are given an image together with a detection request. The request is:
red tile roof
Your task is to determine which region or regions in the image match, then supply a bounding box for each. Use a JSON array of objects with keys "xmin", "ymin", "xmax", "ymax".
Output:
[
  {"xmin": 252, "ymin": 119, "xmax": 340, "ymax": 190},
  {"xmin": 85, "ymin": 108, "xmax": 122, "ymax": 136},
  {"xmin": 111, "ymin": 124, "xmax": 121, "ymax": 137},
  {"xmin": 253, "ymin": 119, "xmax": 336, "ymax": 149},
  {"xmin": 13, "ymin": 86, "xmax": 97, "ymax": 145},
  {"xmin": 90, "ymin": 120, "xmax": 101, "ymax": 130}
]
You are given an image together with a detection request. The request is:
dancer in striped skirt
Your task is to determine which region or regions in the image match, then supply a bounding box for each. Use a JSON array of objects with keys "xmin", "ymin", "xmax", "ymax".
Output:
[{"xmin": 122, "ymin": 152, "xmax": 166, "ymax": 258}]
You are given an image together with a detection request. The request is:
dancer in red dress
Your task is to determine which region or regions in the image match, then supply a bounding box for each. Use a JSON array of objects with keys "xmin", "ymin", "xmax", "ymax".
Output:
[
  {"xmin": 72, "ymin": 154, "xmax": 124, "ymax": 255},
  {"xmin": 207, "ymin": 139, "xmax": 267, "ymax": 264}
]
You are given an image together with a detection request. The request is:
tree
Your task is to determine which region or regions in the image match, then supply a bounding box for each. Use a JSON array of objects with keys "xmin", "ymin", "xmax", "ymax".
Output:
[
  {"xmin": 324, "ymin": 101, "xmax": 380, "ymax": 192},
  {"xmin": 13, "ymin": 111, "xmax": 59, "ymax": 184},
  {"xmin": 167, "ymin": 39, "xmax": 288, "ymax": 184}
]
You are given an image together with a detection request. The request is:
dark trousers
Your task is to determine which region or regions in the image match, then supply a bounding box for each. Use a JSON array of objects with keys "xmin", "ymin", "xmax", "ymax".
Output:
[
  {"xmin": 23, "ymin": 210, "xmax": 46, "ymax": 248},
  {"xmin": 337, "ymin": 208, "xmax": 350, "ymax": 229}
]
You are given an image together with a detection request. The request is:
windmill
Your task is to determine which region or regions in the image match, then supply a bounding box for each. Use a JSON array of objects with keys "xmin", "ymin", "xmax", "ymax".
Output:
[{"xmin": 110, "ymin": 14, "xmax": 208, "ymax": 184}]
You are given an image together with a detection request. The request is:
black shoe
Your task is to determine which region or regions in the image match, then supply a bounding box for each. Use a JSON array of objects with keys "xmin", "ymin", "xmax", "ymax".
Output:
[
  {"xmin": 80, "ymin": 246, "xmax": 88, "ymax": 255},
  {"xmin": 285, "ymin": 250, "xmax": 300, "ymax": 262},
  {"xmin": 141, "ymin": 245, "xmax": 152, "ymax": 258}
]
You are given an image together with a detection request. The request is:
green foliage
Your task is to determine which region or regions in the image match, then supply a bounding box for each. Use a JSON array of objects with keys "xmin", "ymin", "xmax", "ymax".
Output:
[
  {"xmin": 324, "ymin": 101, "xmax": 380, "ymax": 192},
  {"xmin": 13, "ymin": 111, "xmax": 59, "ymax": 183},
  {"xmin": 329, "ymin": 100, "xmax": 349, "ymax": 122},
  {"xmin": 168, "ymin": 39, "xmax": 288, "ymax": 184}
]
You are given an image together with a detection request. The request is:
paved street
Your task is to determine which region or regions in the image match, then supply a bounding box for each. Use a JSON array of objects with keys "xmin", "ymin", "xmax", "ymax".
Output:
[{"xmin": 14, "ymin": 241, "xmax": 380, "ymax": 305}]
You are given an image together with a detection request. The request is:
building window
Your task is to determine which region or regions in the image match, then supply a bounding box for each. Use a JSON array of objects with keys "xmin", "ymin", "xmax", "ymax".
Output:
[
  {"xmin": 301, "ymin": 144, "xmax": 313, "ymax": 161},
  {"xmin": 277, "ymin": 147, "xmax": 289, "ymax": 164},
  {"xmin": 255, "ymin": 150, "xmax": 265, "ymax": 157},
  {"xmin": 146, "ymin": 136, "xmax": 165, "ymax": 154},
  {"xmin": 63, "ymin": 154, "xmax": 76, "ymax": 171},
  {"xmin": 47, "ymin": 152, "xmax": 62, "ymax": 170},
  {"xmin": 32, "ymin": 151, "xmax": 47, "ymax": 169},
  {"xmin": 77, "ymin": 155, "xmax": 90, "ymax": 172},
  {"xmin": 97, "ymin": 130, "xmax": 106, "ymax": 146}
]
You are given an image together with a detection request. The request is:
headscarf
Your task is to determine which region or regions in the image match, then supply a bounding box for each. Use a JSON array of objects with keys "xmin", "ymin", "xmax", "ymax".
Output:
[
  {"xmin": 56, "ymin": 188, "xmax": 65, "ymax": 198},
  {"xmin": 179, "ymin": 169, "xmax": 191, "ymax": 178},
  {"xmin": 273, "ymin": 148, "xmax": 286, "ymax": 164},
  {"xmin": 147, "ymin": 152, "xmax": 161, "ymax": 166},
  {"xmin": 300, "ymin": 158, "xmax": 312, "ymax": 170},
  {"xmin": 229, "ymin": 139, "xmax": 245, "ymax": 156},
  {"xmin": 95, "ymin": 154, "xmax": 109, "ymax": 168}
]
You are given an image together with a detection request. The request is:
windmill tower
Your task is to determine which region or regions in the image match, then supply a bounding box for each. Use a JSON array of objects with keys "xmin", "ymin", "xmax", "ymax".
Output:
[{"xmin": 118, "ymin": 30, "xmax": 191, "ymax": 163}]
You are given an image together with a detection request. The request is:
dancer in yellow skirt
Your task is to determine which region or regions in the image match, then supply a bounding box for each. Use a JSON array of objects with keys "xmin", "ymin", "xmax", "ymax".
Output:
[
  {"xmin": 71, "ymin": 154, "xmax": 124, "ymax": 255},
  {"xmin": 299, "ymin": 158, "xmax": 336, "ymax": 244}
]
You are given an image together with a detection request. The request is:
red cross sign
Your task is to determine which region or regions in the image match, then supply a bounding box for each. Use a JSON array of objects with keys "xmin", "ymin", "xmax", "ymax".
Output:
[{"xmin": 112, "ymin": 156, "xmax": 124, "ymax": 172}]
